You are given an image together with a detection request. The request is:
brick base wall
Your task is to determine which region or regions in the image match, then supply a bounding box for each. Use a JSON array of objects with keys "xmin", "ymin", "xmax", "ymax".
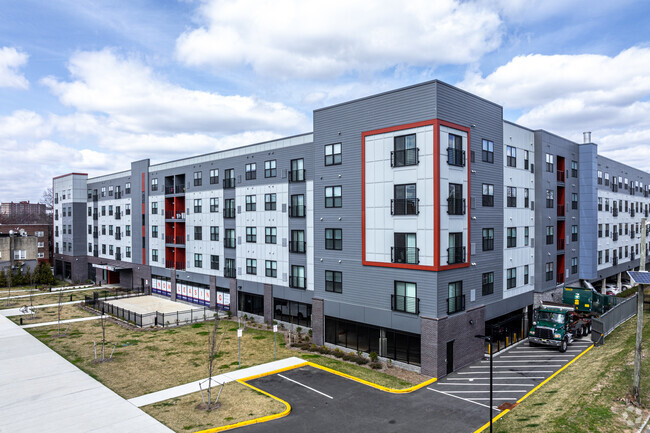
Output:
[{"xmin": 229, "ymin": 279, "xmax": 238, "ymax": 316}]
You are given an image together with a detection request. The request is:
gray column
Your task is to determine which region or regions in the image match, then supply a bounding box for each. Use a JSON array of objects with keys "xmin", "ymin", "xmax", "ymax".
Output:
[
  {"xmin": 209, "ymin": 275, "xmax": 216, "ymax": 309},
  {"xmin": 264, "ymin": 284, "xmax": 273, "ymax": 324},
  {"xmin": 229, "ymin": 278, "xmax": 238, "ymax": 316},
  {"xmin": 601, "ymin": 278, "xmax": 607, "ymax": 295},
  {"xmin": 170, "ymin": 269, "xmax": 176, "ymax": 301},
  {"xmin": 311, "ymin": 298, "xmax": 324, "ymax": 346},
  {"xmin": 617, "ymin": 273, "xmax": 622, "ymax": 291}
]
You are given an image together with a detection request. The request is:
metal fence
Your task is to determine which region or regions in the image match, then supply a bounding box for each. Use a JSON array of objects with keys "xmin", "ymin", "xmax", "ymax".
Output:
[
  {"xmin": 155, "ymin": 309, "xmax": 218, "ymax": 327},
  {"xmin": 591, "ymin": 293, "xmax": 638, "ymax": 344}
]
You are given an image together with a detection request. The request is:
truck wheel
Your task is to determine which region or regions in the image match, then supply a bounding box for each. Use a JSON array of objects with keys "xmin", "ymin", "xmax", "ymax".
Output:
[{"xmin": 559, "ymin": 338, "xmax": 568, "ymax": 353}]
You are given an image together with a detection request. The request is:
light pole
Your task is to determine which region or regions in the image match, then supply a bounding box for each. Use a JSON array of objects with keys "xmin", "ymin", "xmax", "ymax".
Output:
[{"xmin": 475, "ymin": 333, "xmax": 494, "ymax": 433}]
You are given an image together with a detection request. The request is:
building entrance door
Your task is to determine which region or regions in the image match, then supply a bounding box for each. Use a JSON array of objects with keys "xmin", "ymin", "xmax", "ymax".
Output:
[{"xmin": 446, "ymin": 340, "xmax": 454, "ymax": 374}]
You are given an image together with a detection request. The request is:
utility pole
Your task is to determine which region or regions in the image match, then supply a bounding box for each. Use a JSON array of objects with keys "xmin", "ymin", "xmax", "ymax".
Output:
[{"xmin": 633, "ymin": 217, "xmax": 647, "ymax": 402}]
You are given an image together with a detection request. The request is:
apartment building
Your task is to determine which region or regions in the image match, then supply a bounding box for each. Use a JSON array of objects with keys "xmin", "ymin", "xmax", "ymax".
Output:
[
  {"xmin": 53, "ymin": 80, "xmax": 650, "ymax": 377},
  {"xmin": 1, "ymin": 201, "xmax": 46, "ymax": 219},
  {"xmin": 0, "ymin": 232, "xmax": 38, "ymax": 274},
  {"xmin": 0, "ymin": 224, "xmax": 51, "ymax": 264}
]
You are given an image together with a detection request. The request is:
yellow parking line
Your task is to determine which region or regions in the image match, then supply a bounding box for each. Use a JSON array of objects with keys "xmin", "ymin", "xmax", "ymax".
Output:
[{"xmin": 472, "ymin": 344, "xmax": 594, "ymax": 433}]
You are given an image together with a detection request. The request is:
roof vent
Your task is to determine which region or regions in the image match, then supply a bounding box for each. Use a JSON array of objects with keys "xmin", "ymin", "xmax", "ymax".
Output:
[{"xmin": 583, "ymin": 131, "xmax": 591, "ymax": 143}]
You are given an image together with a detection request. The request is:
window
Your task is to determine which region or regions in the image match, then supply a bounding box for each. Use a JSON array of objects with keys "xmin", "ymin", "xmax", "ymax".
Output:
[
  {"xmin": 152, "ymin": 249, "xmax": 158, "ymax": 262},
  {"xmin": 151, "ymin": 178, "xmax": 158, "ymax": 191},
  {"xmin": 598, "ymin": 250, "xmax": 603, "ymax": 265},
  {"xmin": 210, "ymin": 197, "xmax": 219, "ymax": 212},
  {"xmin": 571, "ymin": 257, "xmax": 578, "ymax": 274},
  {"xmin": 225, "ymin": 258, "xmax": 236, "ymax": 278},
  {"xmin": 393, "ymin": 184, "xmax": 418, "ymax": 215},
  {"xmin": 604, "ymin": 198, "xmax": 609, "ymax": 211},
  {"xmin": 265, "ymin": 193, "xmax": 277, "ymax": 210},
  {"xmin": 448, "ymin": 183, "xmax": 465, "ymax": 215},
  {"xmin": 546, "ymin": 190, "xmax": 554, "ymax": 208},
  {"xmin": 152, "ymin": 202, "xmax": 158, "ymax": 214},
  {"xmin": 101, "ymin": 225, "xmax": 106, "ymax": 235},
  {"xmin": 324, "ymin": 270, "xmax": 343, "ymax": 293},
  {"xmin": 88, "ymin": 206, "xmax": 92, "ymax": 217},
  {"xmin": 109, "ymin": 245, "xmax": 114, "ymax": 256},
  {"xmin": 447, "ymin": 133, "xmax": 464, "ymax": 167},
  {"xmin": 245, "ymin": 163, "xmax": 256, "ymax": 180},
  {"xmin": 448, "ymin": 232, "xmax": 464, "ymax": 264},
  {"xmin": 546, "ymin": 227, "xmax": 561, "ymax": 249},
  {"xmin": 524, "ymin": 265, "xmax": 529, "ymax": 285},
  {"xmin": 325, "ymin": 143, "xmax": 342, "ymax": 166},
  {"xmin": 151, "ymin": 225, "xmax": 157, "ymax": 238},
  {"xmin": 246, "ymin": 258, "xmax": 257, "ymax": 275},
  {"xmin": 125, "ymin": 204, "xmax": 130, "ymax": 215},
  {"xmin": 571, "ymin": 161, "xmax": 578, "ymax": 178},
  {"xmin": 265, "ymin": 227, "xmax": 277, "ymax": 244},
  {"xmin": 265, "ymin": 260, "xmax": 277, "ymax": 278},
  {"xmin": 482, "ymin": 139, "xmax": 494, "ymax": 163},
  {"xmin": 290, "ymin": 194, "xmax": 305, "ymax": 217},
  {"xmin": 507, "ymin": 227, "xmax": 517, "ymax": 248},
  {"xmin": 482, "ymin": 272, "xmax": 494, "ymax": 296},
  {"xmin": 246, "ymin": 227, "xmax": 257, "ymax": 243},
  {"xmin": 225, "ymin": 229, "xmax": 235, "ymax": 248},
  {"xmin": 108, "ymin": 225, "xmax": 114, "ymax": 236},
  {"xmin": 597, "ymin": 170, "xmax": 603, "ymax": 184},
  {"xmin": 392, "ymin": 134, "xmax": 418, "ymax": 167},
  {"xmin": 193, "ymin": 171, "xmax": 202, "ymax": 186},
  {"xmin": 524, "ymin": 150, "xmax": 529, "ymax": 169},
  {"xmin": 210, "ymin": 169, "xmax": 219, "ymax": 184},
  {"xmin": 211, "ymin": 255, "xmax": 219, "ymax": 270},
  {"xmin": 194, "ymin": 226, "xmax": 202, "ymax": 240},
  {"xmin": 572, "ymin": 225, "xmax": 578, "ymax": 242},
  {"xmin": 289, "ymin": 158, "xmax": 305, "ymax": 182},
  {"xmin": 101, "ymin": 206, "xmax": 106, "ymax": 216},
  {"xmin": 507, "ymin": 267, "xmax": 516, "ymax": 289},
  {"xmin": 126, "ymin": 225, "xmax": 131, "ymax": 236},
  {"xmin": 290, "ymin": 230, "xmax": 306, "ymax": 253},
  {"xmin": 108, "ymin": 185, "xmax": 114, "ymax": 196},
  {"xmin": 210, "ymin": 226, "xmax": 219, "ymax": 241},
  {"xmin": 524, "ymin": 188, "xmax": 529, "ymax": 208},
  {"xmin": 290, "ymin": 265, "xmax": 305, "ymax": 289},
  {"xmin": 223, "ymin": 168, "xmax": 235, "ymax": 188},
  {"xmin": 393, "ymin": 233, "xmax": 417, "ymax": 264},
  {"xmin": 605, "ymin": 223, "xmax": 610, "ymax": 237},
  {"xmin": 507, "ymin": 186, "xmax": 517, "ymax": 207},
  {"xmin": 264, "ymin": 160, "xmax": 276, "ymax": 177},
  {"xmin": 482, "ymin": 228, "xmax": 494, "ymax": 251},
  {"xmin": 506, "ymin": 145, "xmax": 516, "ymax": 167},
  {"xmin": 545, "ymin": 262, "xmax": 554, "ymax": 281},
  {"xmin": 571, "ymin": 193, "xmax": 578, "ymax": 210},
  {"xmin": 193, "ymin": 199, "xmax": 202, "ymax": 213},
  {"xmin": 325, "ymin": 228, "xmax": 342, "ymax": 250},
  {"xmin": 245, "ymin": 195, "xmax": 256, "ymax": 211},
  {"xmin": 545, "ymin": 153, "xmax": 554, "ymax": 172},
  {"xmin": 394, "ymin": 281, "xmax": 417, "ymax": 313},
  {"xmin": 447, "ymin": 281, "xmax": 464, "ymax": 314},
  {"xmin": 101, "ymin": 187, "xmax": 106, "ymax": 197},
  {"xmin": 224, "ymin": 198, "xmax": 235, "ymax": 218},
  {"xmin": 604, "ymin": 172, "xmax": 610, "ymax": 186},
  {"xmin": 524, "ymin": 226, "xmax": 529, "ymax": 246},
  {"xmin": 125, "ymin": 182, "xmax": 131, "ymax": 194},
  {"xmin": 598, "ymin": 224, "xmax": 603, "ymax": 238},
  {"xmin": 108, "ymin": 205, "xmax": 114, "ymax": 216},
  {"xmin": 598, "ymin": 197, "xmax": 603, "ymax": 211},
  {"xmin": 325, "ymin": 186, "xmax": 342, "ymax": 208},
  {"xmin": 88, "ymin": 242, "xmax": 92, "ymax": 253},
  {"xmin": 194, "ymin": 253, "xmax": 203, "ymax": 268},
  {"xmin": 482, "ymin": 184, "xmax": 494, "ymax": 206}
]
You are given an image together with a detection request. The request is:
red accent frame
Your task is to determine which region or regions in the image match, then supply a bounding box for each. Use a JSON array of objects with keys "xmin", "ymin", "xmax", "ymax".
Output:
[
  {"xmin": 52, "ymin": 172, "xmax": 87, "ymax": 180},
  {"xmin": 361, "ymin": 119, "xmax": 471, "ymax": 271}
]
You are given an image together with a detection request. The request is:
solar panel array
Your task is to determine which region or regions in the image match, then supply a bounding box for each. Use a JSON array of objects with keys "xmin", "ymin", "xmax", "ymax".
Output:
[{"xmin": 628, "ymin": 271, "xmax": 650, "ymax": 285}]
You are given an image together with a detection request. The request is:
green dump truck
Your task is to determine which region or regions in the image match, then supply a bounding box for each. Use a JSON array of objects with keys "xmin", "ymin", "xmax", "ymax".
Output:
[{"xmin": 528, "ymin": 286, "xmax": 618, "ymax": 352}]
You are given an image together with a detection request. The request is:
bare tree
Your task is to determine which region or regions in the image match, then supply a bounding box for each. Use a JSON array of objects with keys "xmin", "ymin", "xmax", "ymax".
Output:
[
  {"xmin": 200, "ymin": 317, "xmax": 226, "ymax": 411},
  {"xmin": 57, "ymin": 290, "xmax": 64, "ymax": 336},
  {"xmin": 40, "ymin": 187, "xmax": 53, "ymax": 212}
]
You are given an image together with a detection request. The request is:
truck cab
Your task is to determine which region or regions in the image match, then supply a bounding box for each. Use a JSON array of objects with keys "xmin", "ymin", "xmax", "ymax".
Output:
[{"xmin": 529, "ymin": 306, "xmax": 573, "ymax": 352}]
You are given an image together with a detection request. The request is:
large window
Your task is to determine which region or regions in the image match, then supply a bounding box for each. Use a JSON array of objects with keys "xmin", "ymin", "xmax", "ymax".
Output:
[
  {"xmin": 289, "ymin": 158, "xmax": 305, "ymax": 182},
  {"xmin": 447, "ymin": 281, "xmax": 464, "ymax": 314},
  {"xmin": 482, "ymin": 272, "xmax": 494, "ymax": 296},
  {"xmin": 246, "ymin": 258, "xmax": 257, "ymax": 275},
  {"xmin": 482, "ymin": 184, "xmax": 494, "ymax": 207},
  {"xmin": 152, "ymin": 249, "xmax": 158, "ymax": 262},
  {"xmin": 546, "ymin": 190, "xmax": 554, "ymax": 208},
  {"xmin": 225, "ymin": 258, "xmax": 236, "ymax": 277},
  {"xmin": 571, "ymin": 161, "xmax": 578, "ymax": 178},
  {"xmin": 482, "ymin": 228, "xmax": 494, "ymax": 251},
  {"xmin": 265, "ymin": 193, "xmax": 276, "ymax": 210},
  {"xmin": 506, "ymin": 145, "xmax": 516, "ymax": 167},
  {"xmin": 571, "ymin": 257, "xmax": 578, "ymax": 274},
  {"xmin": 507, "ymin": 267, "xmax": 516, "ymax": 289},
  {"xmin": 151, "ymin": 202, "xmax": 158, "ymax": 214},
  {"xmin": 265, "ymin": 227, "xmax": 277, "ymax": 244},
  {"xmin": 151, "ymin": 225, "xmax": 158, "ymax": 238},
  {"xmin": 264, "ymin": 160, "xmax": 276, "ymax": 178},
  {"xmin": 265, "ymin": 260, "xmax": 277, "ymax": 278},
  {"xmin": 393, "ymin": 233, "xmax": 418, "ymax": 264},
  {"xmin": 245, "ymin": 163, "xmax": 256, "ymax": 180},
  {"xmin": 448, "ymin": 232, "xmax": 464, "ymax": 264},
  {"xmin": 447, "ymin": 133, "xmax": 464, "ymax": 167},
  {"xmin": 224, "ymin": 198, "xmax": 235, "ymax": 218},
  {"xmin": 507, "ymin": 186, "xmax": 517, "ymax": 207},
  {"xmin": 546, "ymin": 226, "xmax": 554, "ymax": 245},
  {"xmin": 210, "ymin": 197, "xmax": 219, "ymax": 212},
  {"xmin": 393, "ymin": 184, "xmax": 418, "ymax": 215},
  {"xmin": 392, "ymin": 134, "xmax": 418, "ymax": 167},
  {"xmin": 211, "ymin": 255, "xmax": 219, "ymax": 270},
  {"xmin": 393, "ymin": 281, "xmax": 418, "ymax": 314},
  {"xmin": 325, "ymin": 271, "xmax": 342, "ymax": 293},
  {"xmin": 325, "ymin": 186, "xmax": 342, "ymax": 208},
  {"xmin": 507, "ymin": 227, "xmax": 517, "ymax": 248},
  {"xmin": 545, "ymin": 153, "xmax": 554, "ymax": 172},
  {"xmin": 571, "ymin": 193, "xmax": 578, "ymax": 210},
  {"xmin": 325, "ymin": 143, "xmax": 342, "ymax": 166},
  {"xmin": 239, "ymin": 292, "xmax": 263, "ymax": 315},
  {"xmin": 290, "ymin": 194, "xmax": 305, "ymax": 217},
  {"xmin": 524, "ymin": 265, "xmax": 529, "ymax": 284},
  {"xmin": 524, "ymin": 150, "xmax": 529, "ymax": 170},
  {"xmin": 572, "ymin": 225, "xmax": 578, "ymax": 242},
  {"xmin": 224, "ymin": 229, "xmax": 236, "ymax": 248},
  {"xmin": 482, "ymin": 139, "xmax": 494, "ymax": 163},
  {"xmin": 275, "ymin": 298, "xmax": 311, "ymax": 327},
  {"xmin": 193, "ymin": 171, "xmax": 202, "ymax": 186},
  {"xmin": 545, "ymin": 262, "xmax": 554, "ymax": 281},
  {"xmin": 223, "ymin": 168, "xmax": 235, "ymax": 189},
  {"xmin": 151, "ymin": 178, "xmax": 158, "ymax": 191},
  {"xmin": 325, "ymin": 228, "xmax": 342, "ymax": 250},
  {"xmin": 448, "ymin": 183, "xmax": 464, "ymax": 215},
  {"xmin": 524, "ymin": 188, "xmax": 530, "ymax": 208},
  {"xmin": 194, "ymin": 253, "xmax": 203, "ymax": 268},
  {"xmin": 245, "ymin": 195, "xmax": 256, "ymax": 211},
  {"xmin": 246, "ymin": 227, "xmax": 257, "ymax": 243},
  {"xmin": 290, "ymin": 265, "xmax": 305, "ymax": 289},
  {"xmin": 290, "ymin": 230, "xmax": 306, "ymax": 253},
  {"xmin": 193, "ymin": 199, "xmax": 202, "ymax": 213},
  {"xmin": 194, "ymin": 226, "xmax": 202, "ymax": 241},
  {"xmin": 210, "ymin": 226, "xmax": 219, "ymax": 241}
]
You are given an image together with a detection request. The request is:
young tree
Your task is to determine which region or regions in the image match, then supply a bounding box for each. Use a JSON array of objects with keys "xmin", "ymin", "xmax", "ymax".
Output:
[
  {"xmin": 201, "ymin": 317, "xmax": 226, "ymax": 410},
  {"xmin": 57, "ymin": 290, "xmax": 64, "ymax": 336},
  {"xmin": 0, "ymin": 269, "xmax": 6, "ymax": 288}
]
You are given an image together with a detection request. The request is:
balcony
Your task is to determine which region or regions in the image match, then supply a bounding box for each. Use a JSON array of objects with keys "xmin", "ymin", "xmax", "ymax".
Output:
[
  {"xmin": 92, "ymin": 194, "xmax": 98, "ymax": 201},
  {"xmin": 289, "ymin": 205, "xmax": 306, "ymax": 218},
  {"xmin": 225, "ymin": 238, "xmax": 236, "ymax": 248},
  {"xmin": 174, "ymin": 236, "xmax": 185, "ymax": 245},
  {"xmin": 557, "ymin": 204, "xmax": 565, "ymax": 217},
  {"xmin": 115, "ymin": 213, "xmax": 121, "ymax": 220},
  {"xmin": 175, "ymin": 261, "xmax": 186, "ymax": 270},
  {"xmin": 115, "ymin": 253, "xmax": 121, "ymax": 261},
  {"xmin": 93, "ymin": 214, "xmax": 98, "ymax": 220},
  {"xmin": 557, "ymin": 273, "xmax": 564, "ymax": 284},
  {"xmin": 391, "ymin": 246, "xmax": 420, "ymax": 264},
  {"xmin": 223, "ymin": 178, "xmax": 236, "ymax": 189},
  {"xmin": 391, "ymin": 294, "xmax": 420, "ymax": 315},
  {"xmin": 557, "ymin": 238, "xmax": 565, "ymax": 250},
  {"xmin": 224, "ymin": 208, "xmax": 236, "ymax": 218},
  {"xmin": 289, "ymin": 169, "xmax": 306, "ymax": 182},
  {"xmin": 447, "ymin": 295, "xmax": 465, "ymax": 315},
  {"xmin": 447, "ymin": 246, "xmax": 466, "ymax": 265},
  {"xmin": 165, "ymin": 260, "xmax": 175, "ymax": 269},
  {"xmin": 175, "ymin": 185, "xmax": 185, "ymax": 194},
  {"xmin": 613, "ymin": 257, "xmax": 618, "ymax": 266},
  {"xmin": 447, "ymin": 198, "xmax": 466, "ymax": 215},
  {"xmin": 245, "ymin": 171, "xmax": 256, "ymax": 180},
  {"xmin": 165, "ymin": 186, "xmax": 175, "ymax": 195},
  {"xmin": 613, "ymin": 232, "xmax": 619, "ymax": 241},
  {"xmin": 289, "ymin": 276, "xmax": 306, "ymax": 289},
  {"xmin": 289, "ymin": 241, "xmax": 306, "ymax": 253},
  {"xmin": 557, "ymin": 171, "xmax": 565, "ymax": 183},
  {"xmin": 446, "ymin": 148, "xmax": 465, "ymax": 167},
  {"xmin": 224, "ymin": 267, "xmax": 237, "ymax": 278},
  {"xmin": 115, "ymin": 233, "xmax": 121, "ymax": 241},
  {"xmin": 391, "ymin": 198, "xmax": 419, "ymax": 216},
  {"xmin": 613, "ymin": 207, "xmax": 618, "ymax": 217},
  {"xmin": 391, "ymin": 148, "xmax": 419, "ymax": 167},
  {"xmin": 93, "ymin": 232, "xmax": 98, "ymax": 239}
]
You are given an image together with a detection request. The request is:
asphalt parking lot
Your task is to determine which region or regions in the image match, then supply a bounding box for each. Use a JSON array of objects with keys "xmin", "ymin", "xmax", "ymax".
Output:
[{"xmin": 238, "ymin": 337, "xmax": 594, "ymax": 433}]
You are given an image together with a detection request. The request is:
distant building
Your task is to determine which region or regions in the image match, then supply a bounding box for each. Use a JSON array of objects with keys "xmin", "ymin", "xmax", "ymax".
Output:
[
  {"xmin": 0, "ymin": 232, "xmax": 38, "ymax": 275},
  {"xmin": 1, "ymin": 201, "xmax": 47, "ymax": 219},
  {"xmin": 0, "ymin": 224, "xmax": 51, "ymax": 265}
]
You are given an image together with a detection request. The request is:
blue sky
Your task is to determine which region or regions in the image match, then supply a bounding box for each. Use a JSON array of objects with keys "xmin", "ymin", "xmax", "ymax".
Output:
[{"xmin": 2, "ymin": 0, "xmax": 650, "ymax": 203}]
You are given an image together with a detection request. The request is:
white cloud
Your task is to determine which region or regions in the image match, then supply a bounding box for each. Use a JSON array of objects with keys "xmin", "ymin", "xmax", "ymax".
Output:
[
  {"xmin": 0, "ymin": 47, "xmax": 29, "ymax": 89},
  {"xmin": 176, "ymin": 0, "xmax": 503, "ymax": 79}
]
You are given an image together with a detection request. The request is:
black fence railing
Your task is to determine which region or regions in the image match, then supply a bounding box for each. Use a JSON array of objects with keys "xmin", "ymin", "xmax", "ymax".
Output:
[
  {"xmin": 223, "ymin": 178, "xmax": 236, "ymax": 189},
  {"xmin": 289, "ymin": 241, "xmax": 306, "ymax": 253},
  {"xmin": 391, "ymin": 198, "xmax": 419, "ymax": 215},
  {"xmin": 289, "ymin": 169, "xmax": 306, "ymax": 182},
  {"xmin": 391, "ymin": 148, "xmax": 419, "ymax": 167},
  {"xmin": 447, "ymin": 246, "xmax": 466, "ymax": 265},
  {"xmin": 289, "ymin": 276, "xmax": 306, "ymax": 289},
  {"xmin": 446, "ymin": 148, "xmax": 465, "ymax": 167},
  {"xmin": 447, "ymin": 197, "xmax": 466, "ymax": 215},
  {"xmin": 289, "ymin": 205, "xmax": 306, "ymax": 217}
]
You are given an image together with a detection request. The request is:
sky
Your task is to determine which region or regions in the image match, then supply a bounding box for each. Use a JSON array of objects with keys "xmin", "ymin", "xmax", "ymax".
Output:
[{"xmin": 2, "ymin": 0, "xmax": 650, "ymax": 203}]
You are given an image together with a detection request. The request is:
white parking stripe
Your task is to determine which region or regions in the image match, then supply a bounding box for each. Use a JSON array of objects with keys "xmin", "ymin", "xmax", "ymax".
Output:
[
  {"xmin": 499, "ymin": 355, "xmax": 574, "ymax": 358},
  {"xmin": 471, "ymin": 398, "xmax": 517, "ymax": 401},
  {"xmin": 436, "ymin": 383, "xmax": 534, "ymax": 387},
  {"xmin": 445, "ymin": 377, "xmax": 545, "ymax": 380},
  {"xmin": 277, "ymin": 374, "xmax": 333, "ymax": 399},
  {"xmin": 482, "ymin": 360, "xmax": 567, "ymax": 363},
  {"xmin": 445, "ymin": 390, "xmax": 529, "ymax": 393},
  {"xmin": 427, "ymin": 388, "xmax": 500, "ymax": 412},
  {"xmin": 462, "ymin": 370, "xmax": 555, "ymax": 373}
]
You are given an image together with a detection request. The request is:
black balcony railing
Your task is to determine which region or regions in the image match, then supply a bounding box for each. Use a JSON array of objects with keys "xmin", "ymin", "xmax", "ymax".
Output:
[
  {"xmin": 115, "ymin": 213, "xmax": 121, "ymax": 220},
  {"xmin": 165, "ymin": 260, "xmax": 174, "ymax": 269},
  {"xmin": 446, "ymin": 148, "xmax": 465, "ymax": 167},
  {"xmin": 447, "ymin": 294, "xmax": 466, "ymax": 315},
  {"xmin": 289, "ymin": 276, "xmax": 306, "ymax": 289},
  {"xmin": 632, "ymin": 252, "xmax": 636, "ymax": 261},
  {"xmin": 115, "ymin": 233, "xmax": 121, "ymax": 240},
  {"xmin": 557, "ymin": 204, "xmax": 565, "ymax": 217},
  {"xmin": 447, "ymin": 197, "xmax": 466, "ymax": 215},
  {"xmin": 613, "ymin": 257, "xmax": 618, "ymax": 266},
  {"xmin": 391, "ymin": 246, "xmax": 419, "ymax": 264},
  {"xmin": 613, "ymin": 232, "xmax": 619, "ymax": 241},
  {"xmin": 289, "ymin": 205, "xmax": 306, "ymax": 217},
  {"xmin": 391, "ymin": 148, "xmax": 419, "ymax": 167},
  {"xmin": 175, "ymin": 185, "xmax": 185, "ymax": 194},
  {"xmin": 223, "ymin": 178, "xmax": 236, "ymax": 189},
  {"xmin": 224, "ymin": 267, "xmax": 237, "ymax": 278},
  {"xmin": 631, "ymin": 209, "xmax": 636, "ymax": 217},
  {"xmin": 391, "ymin": 198, "xmax": 419, "ymax": 216},
  {"xmin": 613, "ymin": 207, "xmax": 618, "ymax": 217},
  {"xmin": 92, "ymin": 194, "xmax": 98, "ymax": 201},
  {"xmin": 93, "ymin": 214, "xmax": 98, "ymax": 220},
  {"xmin": 557, "ymin": 171, "xmax": 565, "ymax": 182},
  {"xmin": 225, "ymin": 238, "xmax": 236, "ymax": 248},
  {"xmin": 612, "ymin": 184, "xmax": 618, "ymax": 192},
  {"xmin": 175, "ymin": 261, "xmax": 186, "ymax": 270},
  {"xmin": 93, "ymin": 232, "xmax": 98, "ymax": 238},
  {"xmin": 245, "ymin": 171, "xmax": 256, "ymax": 180},
  {"xmin": 631, "ymin": 231, "xmax": 635, "ymax": 239},
  {"xmin": 557, "ymin": 238, "xmax": 565, "ymax": 250},
  {"xmin": 224, "ymin": 208, "xmax": 236, "ymax": 218},
  {"xmin": 93, "ymin": 251, "xmax": 98, "ymax": 257},
  {"xmin": 447, "ymin": 246, "xmax": 466, "ymax": 265},
  {"xmin": 165, "ymin": 186, "xmax": 174, "ymax": 194},
  {"xmin": 175, "ymin": 236, "xmax": 185, "ymax": 245},
  {"xmin": 289, "ymin": 241, "xmax": 306, "ymax": 253},
  {"xmin": 289, "ymin": 169, "xmax": 306, "ymax": 182},
  {"xmin": 391, "ymin": 294, "xmax": 420, "ymax": 314},
  {"xmin": 115, "ymin": 253, "xmax": 121, "ymax": 261},
  {"xmin": 165, "ymin": 235, "xmax": 174, "ymax": 244}
]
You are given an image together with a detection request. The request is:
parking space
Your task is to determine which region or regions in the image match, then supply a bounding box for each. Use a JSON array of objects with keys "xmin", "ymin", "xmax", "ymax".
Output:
[{"xmin": 428, "ymin": 336, "xmax": 593, "ymax": 414}]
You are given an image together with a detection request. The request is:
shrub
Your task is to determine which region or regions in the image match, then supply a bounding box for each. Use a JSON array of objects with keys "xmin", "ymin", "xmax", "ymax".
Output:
[
  {"xmin": 354, "ymin": 356, "xmax": 369, "ymax": 365},
  {"xmin": 369, "ymin": 352, "xmax": 378, "ymax": 362},
  {"xmin": 296, "ymin": 326, "xmax": 302, "ymax": 335},
  {"xmin": 370, "ymin": 362, "xmax": 382, "ymax": 370},
  {"xmin": 332, "ymin": 349, "xmax": 345, "ymax": 358}
]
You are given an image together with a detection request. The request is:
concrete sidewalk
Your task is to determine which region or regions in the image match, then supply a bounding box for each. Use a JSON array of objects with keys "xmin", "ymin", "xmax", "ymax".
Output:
[
  {"xmin": 21, "ymin": 315, "xmax": 102, "ymax": 328},
  {"xmin": 0, "ymin": 314, "xmax": 172, "ymax": 433},
  {"xmin": 129, "ymin": 356, "xmax": 306, "ymax": 407},
  {"xmin": 0, "ymin": 285, "xmax": 97, "ymax": 301},
  {"xmin": 1, "ymin": 300, "xmax": 84, "ymax": 317}
]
